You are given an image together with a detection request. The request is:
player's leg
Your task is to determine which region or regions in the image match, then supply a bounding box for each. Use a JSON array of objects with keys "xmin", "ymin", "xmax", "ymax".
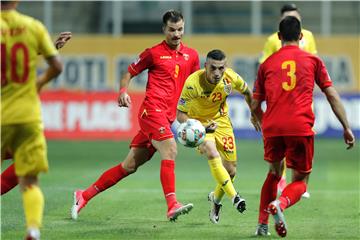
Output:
[
  {"xmin": 267, "ymin": 136, "xmax": 313, "ymax": 237},
  {"xmin": 151, "ymin": 137, "xmax": 193, "ymax": 221},
  {"xmin": 19, "ymin": 176, "xmax": 43, "ymax": 240},
  {"xmin": 71, "ymin": 142, "xmax": 154, "ymax": 220},
  {"xmin": 255, "ymin": 136, "xmax": 284, "ymax": 236},
  {"xmin": 13, "ymin": 123, "xmax": 49, "ymax": 240},
  {"xmin": 277, "ymin": 160, "xmax": 287, "ymax": 194},
  {"xmin": 1, "ymin": 163, "xmax": 18, "ymax": 195}
]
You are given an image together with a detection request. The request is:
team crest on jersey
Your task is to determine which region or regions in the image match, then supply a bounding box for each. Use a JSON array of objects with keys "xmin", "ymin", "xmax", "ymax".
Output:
[
  {"xmin": 183, "ymin": 54, "xmax": 189, "ymax": 61},
  {"xmin": 224, "ymin": 84, "xmax": 232, "ymax": 95},
  {"xmin": 159, "ymin": 127, "xmax": 165, "ymax": 134}
]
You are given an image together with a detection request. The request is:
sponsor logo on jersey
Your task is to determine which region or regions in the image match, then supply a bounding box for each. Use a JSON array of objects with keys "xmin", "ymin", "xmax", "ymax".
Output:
[
  {"xmin": 160, "ymin": 56, "xmax": 172, "ymax": 59},
  {"xmin": 178, "ymin": 98, "xmax": 186, "ymax": 106}
]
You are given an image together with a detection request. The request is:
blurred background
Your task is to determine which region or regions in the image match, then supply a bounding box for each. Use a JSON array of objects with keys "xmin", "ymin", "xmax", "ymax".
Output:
[{"xmin": 19, "ymin": 1, "xmax": 359, "ymax": 140}]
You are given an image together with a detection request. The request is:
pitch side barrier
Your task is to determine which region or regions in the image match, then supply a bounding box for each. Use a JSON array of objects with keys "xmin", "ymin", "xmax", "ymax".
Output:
[{"xmin": 40, "ymin": 91, "xmax": 359, "ymax": 140}]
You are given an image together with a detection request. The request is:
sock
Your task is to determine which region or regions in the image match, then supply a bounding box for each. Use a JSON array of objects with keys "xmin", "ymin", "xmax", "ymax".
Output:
[
  {"xmin": 160, "ymin": 160, "xmax": 177, "ymax": 209},
  {"xmin": 1, "ymin": 164, "xmax": 18, "ymax": 195},
  {"xmin": 82, "ymin": 163, "xmax": 129, "ymax": 201},
  {"xmin": 22, "ymin": 185, "xmax": 44, "ymax": 228},
  {"xmin": 208, "ymin": 157, "xmax": 236, "ymax": 199},
  {"xmin": 279, "ymin": 181, "xmax": 307, "ymax": 210},
  {"xmin": 258, "ymin": 172, "xmax": 281, "ymax": 224},
  {"xmin": 213, "ymin": 176, "xmax": 235, "ymax": 203}
]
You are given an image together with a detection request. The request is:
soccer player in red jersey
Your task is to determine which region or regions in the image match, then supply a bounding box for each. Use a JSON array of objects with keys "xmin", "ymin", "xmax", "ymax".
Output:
[
  {"xmin": 1, "ymin": 31, "xmax": 72, "ymax": 196},
  {"xmin": 252, "ymin": 16, "xmax": 355, "ymax": 237},
  {"xmin": 71, "ymin": 10, "xmax": 200, "ymax": 221}
]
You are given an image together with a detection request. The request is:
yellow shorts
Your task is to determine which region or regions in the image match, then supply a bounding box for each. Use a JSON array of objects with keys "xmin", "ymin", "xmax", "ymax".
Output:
[
  {"xmin": 1, "ymin": 122, "xmax": 48, "ymax": 176},
  {"xmin": 204, "ymin": 117, "xmax": 237, "ymax": 162}
]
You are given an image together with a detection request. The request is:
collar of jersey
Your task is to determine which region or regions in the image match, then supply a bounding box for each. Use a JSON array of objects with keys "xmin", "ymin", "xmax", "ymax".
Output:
[{"xmin": 161, "ymin": 40, "xmax": 185, "ymax": 55}]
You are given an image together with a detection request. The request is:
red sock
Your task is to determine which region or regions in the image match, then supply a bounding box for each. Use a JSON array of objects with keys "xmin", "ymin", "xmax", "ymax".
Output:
[
  {"xmin": 160, "ymin": 160, "xmax": 177, "ymax": 209},
  {"xmin": 279, "ymin": 181, "xmax": 307, "ymax": 210},
  {"xmin": 82, "ymin": 163, "xmax": 129, "ymax": 201},
  {"xmin": 258, "ymin": 172, "xmax": 281, "ymax": 224},
  {"xmin": 1, "ymin": 164, "xmax": 18, "ymax": 195}
]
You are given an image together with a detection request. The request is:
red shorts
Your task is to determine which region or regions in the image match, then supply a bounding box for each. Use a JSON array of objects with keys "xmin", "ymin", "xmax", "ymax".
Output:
[
  {"xmin": 264, "ymin": 135, "xmax": 314, "ymax": 173},
  {"xmin": 129, "ymin": 105, "xmax": 174, "ymax": 159}
]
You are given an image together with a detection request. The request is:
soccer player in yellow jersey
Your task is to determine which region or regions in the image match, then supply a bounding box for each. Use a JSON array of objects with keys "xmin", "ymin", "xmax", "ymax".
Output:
[
  {"xmin": 259, "ymin": 3, "xmax": 317, "ymax": 64},
  {"xmin": 177, "ymin": 49, "xmax": 261, "ymax": 224},
  {"xmin": 259, "ymin": 3, "xmax": 317, "ymax": 199},
  {"xmin": 1, "ymin": 2, "xmax": 63, "ymax": 239}
]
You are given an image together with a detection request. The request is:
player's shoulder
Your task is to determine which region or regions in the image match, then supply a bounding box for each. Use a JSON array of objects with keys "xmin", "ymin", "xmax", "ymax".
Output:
[
  {"xmin": 187, "ymin": 69, "xmax": 204, "ymax": 83},
  {"xmin": 224, "ymin": 68, "xmax": 238, "ymax": 79},
  {"xmin": 266, "ymin": 32, "xmax": 279, "ymax": 42},
  {"xmin": 301, "ymin": 28, "xmax": 314, "ymax": 36},
  {"xmin": 12, "ymin": 10, "xmax": 43, "ymax": 28}
]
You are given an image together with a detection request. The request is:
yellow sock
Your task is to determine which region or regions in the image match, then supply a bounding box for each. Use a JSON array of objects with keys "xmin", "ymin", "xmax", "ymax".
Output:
[
  {"xmin": 214, "ymin": 176, "xmax": 236, "ymax": 203},
  {"xmin": 22, "ymin": 185, "xmax": 44, "ymax": 229},
  {"xmin": 208, "ymin": 157, "xmax": 236, "ymax": 199}
]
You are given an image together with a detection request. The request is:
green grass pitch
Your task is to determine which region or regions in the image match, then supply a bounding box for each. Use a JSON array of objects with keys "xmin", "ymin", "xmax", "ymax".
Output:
[{"xmin": 1, "ymin": 139, "xmax": 359, "ymax": 239}]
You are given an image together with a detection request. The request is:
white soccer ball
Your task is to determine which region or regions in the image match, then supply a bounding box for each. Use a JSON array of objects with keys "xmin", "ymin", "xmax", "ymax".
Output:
[{"xmin": 176, "ymin": 119, "xmax": 206, "ymax": 148}]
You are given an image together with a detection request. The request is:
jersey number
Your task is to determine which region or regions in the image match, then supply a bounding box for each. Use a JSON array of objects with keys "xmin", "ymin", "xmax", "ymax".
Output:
[
  {"xmin": 281, "ymin": 60, "xmax": 296, "ymax": 91},
  {"xmin": 222, "ymin": 136, "xmax": 234, "ymax": 151},
  {"xmin": 174, "ymin": 64, "xmax": 179, "ymax": 78},
  {"xmin": 1, "ymin": 42, "xmax": 30, "ymax": 86},
  {"xmin": 211, "ymin": 92, "xmax": 222, "ymax": 102}
]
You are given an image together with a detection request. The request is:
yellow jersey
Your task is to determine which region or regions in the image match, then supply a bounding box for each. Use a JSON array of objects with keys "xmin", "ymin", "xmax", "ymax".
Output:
[
  {"xmin": 177, "ymin": 68, "xmax": 248, "ymax": 124},
  {"xmin": 1, "ymin": 10, "xmax": 58, "ymax": 125},
  {"xmin": 259, "ymin": 28, "xmax": 317, "ymax": 64}
]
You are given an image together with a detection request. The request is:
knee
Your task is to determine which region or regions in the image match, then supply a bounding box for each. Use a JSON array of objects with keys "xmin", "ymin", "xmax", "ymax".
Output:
[
  {"xmin": 200, "ymin": 142, "xmax": 219, "ymax": 159},
  {"xmin": 122, "ymin": 161, "xmax": 138, "ymax": 174},
  {"xmin": 228, "ymin": 168, "xmax": 237, "ymax": 179}
]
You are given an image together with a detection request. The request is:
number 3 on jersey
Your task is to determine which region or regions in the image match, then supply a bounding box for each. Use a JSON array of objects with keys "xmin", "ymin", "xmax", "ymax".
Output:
[{"xmin": 281, "ymin": 60, "xmax": 296, "ymax": 91}]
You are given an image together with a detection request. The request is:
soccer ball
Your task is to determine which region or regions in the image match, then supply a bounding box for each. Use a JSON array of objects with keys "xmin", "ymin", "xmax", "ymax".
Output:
[{"xmin": 176, "ymin": 119, "xmax": 206, "ymax": 148}]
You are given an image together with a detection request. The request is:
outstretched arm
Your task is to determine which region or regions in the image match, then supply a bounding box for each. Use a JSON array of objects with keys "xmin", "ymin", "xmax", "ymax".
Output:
[{"xmin": 323, "ymin": 86, "xmax": 355, "ymax": 149}]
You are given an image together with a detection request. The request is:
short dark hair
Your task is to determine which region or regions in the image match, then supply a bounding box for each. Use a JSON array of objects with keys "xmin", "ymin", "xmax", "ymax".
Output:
[
  {"xmin": 279, "ymin": 16, "xmax": 301, "ymax": 42},
  {"xmin": 162, "ymin": 10, "xmax": 183, "ymax": 25},
  {"xmin": 206, "ymin": 49, "xmax": 226, "ymax": 61},
  {"xmin": 280, "ymin": 3, "xmax": 298, "ymax": 15}
]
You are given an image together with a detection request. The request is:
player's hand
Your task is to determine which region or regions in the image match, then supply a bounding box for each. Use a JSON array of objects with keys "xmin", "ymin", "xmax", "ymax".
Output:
[
  {"xmin": 205, "ymin": 120, "xmax": 217, "ymax": 133},
  {"xmin": 343, "ymin": 128, "xmax": 355, "ymax": 149},
  {"xmin": 118, "ymin": 92, "xmax": 131, "ymax": 108},
  {"xmin": 55, "ymin": 32, "xmax": 72, "ymax": 50},
  {"xmin": 250, "ymin": 114, "xmax": 261, "ymax": 132}
]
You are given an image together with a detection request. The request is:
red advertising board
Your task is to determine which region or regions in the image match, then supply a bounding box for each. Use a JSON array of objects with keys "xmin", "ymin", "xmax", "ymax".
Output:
[{"xmin": 40, "ymin": 91, "xmax": 144, "ymax": 140}]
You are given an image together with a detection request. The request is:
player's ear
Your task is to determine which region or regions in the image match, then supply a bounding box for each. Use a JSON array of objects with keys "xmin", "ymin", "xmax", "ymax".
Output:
[
  {"xmin": 277, "ymin": 32, "xmax": 282, "ymax": 40},
  {"xmin": 299, "ymin": 32, "xmax": 303, "ymax": 40}
]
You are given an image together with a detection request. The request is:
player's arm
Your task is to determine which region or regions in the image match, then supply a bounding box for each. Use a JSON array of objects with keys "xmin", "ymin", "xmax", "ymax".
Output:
[
  {"xmin": 118, "ymin": 49, "xmax": 153, "ymax": 108},
  {"xmin": 323, "ymin": 86, "xmax": 355, "ymax": 149},
  {"xmin": 117, "ymin": 72, "xmax": 134, "ymax": 108},
  {"xmin": 37, "ymin": 56, "xmax": 63, "ymax": 92},
  {"xmin": 242, "ymin": 88, "xmax": 261, "ymax": 132},
  {"xmin": 54, "ymin": 31, "xmax": 72, "ymax": 50}
]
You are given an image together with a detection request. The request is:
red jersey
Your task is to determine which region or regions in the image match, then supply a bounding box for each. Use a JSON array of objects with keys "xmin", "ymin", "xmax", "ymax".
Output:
[
  {"xmin": 253, "ymin": 45, "xmax": 333, "ymax": 137},
  {"xmin": 128, "ymin": 40, "xmax": 200, "ymax": 122}
]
